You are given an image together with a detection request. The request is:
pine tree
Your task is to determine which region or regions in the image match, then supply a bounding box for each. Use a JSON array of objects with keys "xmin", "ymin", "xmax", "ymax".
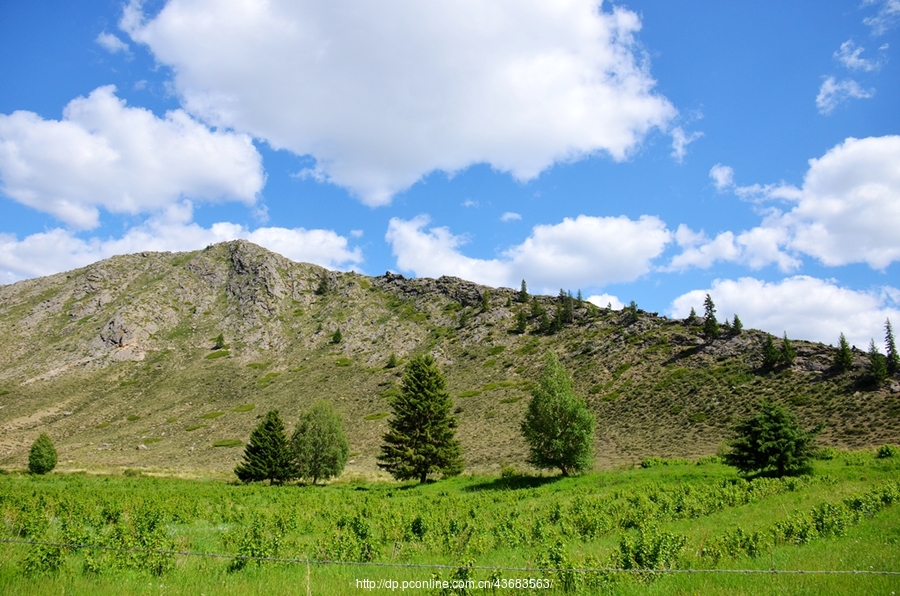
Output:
[
  {"xmin": 517, "ymin": 280, "xmax": 529, "ymax": 303},
  {"xmin": 385, "ymin": 353, "xmax": 399, "ymax": 369},
  {"xmin": 703, "ymin": 294, "xmax": 719, "ymax": 339},
  {"xmin": 213, "ymin": 333, "xmax": 226, "ymax": 350},
  {"xmin": 515, "ymin": 309, "xmax": 528, "ymax": 334},
  {"xmin": 625, "ymin": 300, "xmax": 639, "ymax": 324},
  {"xmin": 480, "ymin": 288, "xmax": 491, "ymax": 312},
  {"xmin": 687, "ymin": 307, "xmax": 697, "ymax": 325},
  {"xmin": 834, "ymin": 333, "xmax": 853, "ymax": 373},
  {"xmin": 291, "ymin": 401, "xmax": 349, "ymax": 485},
  {"xmin": 331, "ymin": 328, "xmax": 342, "ymax": 344},
  {"xmin": 780, "ymin": 333, "xmax": 796, "ymax": 366},
  {"xmin": 530, "ymin": 296, "xmax": 543, "ymax": 319},
  {"xmin": 733, "ymin": 314, "xmax": 743, "ymax": 334},
  {"xmin": 885, "ymin": 319, "xmax": 899, "ymax": 376},
  {"xmin": 868, "ymin": 339, "xmax": 888, "ymax": 387},
  {"xmin": 235, "ymin": 410, "xmax": 297, "ymax": 484},
  {"xmin": 724, "ymin": 400, "xmax": 820, "ymax": 477},
  {"xmin": 576, "ymin": 289, "xmax": 584, "ymax": 305},
  {"xmin": 762, "ymin": 334, "xmax": 780, "ymax": 370},
  {"xmin": 28, "ymin": 433, "xmax": 57, "ymax": 475},
  {"xmin": 378, "ymin": 355, "xmax": 463, "ymax": 483},
  {"xmin": 521, "ymin": 351, "xmax": 595, "ymax": 476}
]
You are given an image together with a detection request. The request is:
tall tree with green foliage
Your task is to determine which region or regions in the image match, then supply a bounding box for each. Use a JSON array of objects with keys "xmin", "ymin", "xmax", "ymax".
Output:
[
  {"xmin": 378, "ymin": 355, "xmax": 463, "ymax": 483},
  {"xmin": 868, "ymin": 339, "xmax": 888, "ymax": 387},
  {"xmin": 624, "ymin": 300, "xmax": 639, "ymax": 324},
  {"xmin": 291, "ymin": 401, "xmax": 349, "ymax": 485},
  {"xmin": 724, "ymin": 400, "xmax": 820, "ymax": 477},
  {"xmin": 886, "ymin": 319, "xmax": 899, "ymax": 376},
  {"xmin": 28, "ymin": 433, "xmax": 57, "ymax": 475},
  {"xmin": 732, "ymin": 314, "xmax": 743, "ymax": 334},
  {"xmin": 235, "ymin": 410, "xmax": 297, "ymax": 485},
  {"xmin": 517, "ymin": 279, "xmax": 529, "ymax": 303},
  {"xmin": 703, "ymin": 294, "xmax": 719, "ymax": 339},
  {"xmin": 780, "ymin": 333, "xmax": 796, "ymax": 366},
  {"xmin": 761, "ymin": 334, "xmax": 780, "ymax": 370},
  {"xmin": 834, "ymin": 333, "xmax": 853, "ymax": 372},
  {"xmin": 515, "ymin": 309, "xmax": 528, "ymax": 334},
  {"xmin": 521, "ymin": 351, "xmax": 595, "ymax": 476}
]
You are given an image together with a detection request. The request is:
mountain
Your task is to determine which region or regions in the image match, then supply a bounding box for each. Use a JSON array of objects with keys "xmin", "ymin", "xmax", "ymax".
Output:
[{"xmin": 0, "ymin": 240, "xmax": 897, "ymax": 477}]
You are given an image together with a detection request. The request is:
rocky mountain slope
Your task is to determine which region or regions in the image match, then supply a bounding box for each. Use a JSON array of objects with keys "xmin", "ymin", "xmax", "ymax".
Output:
[{"xmin": 0, "ymin": 240, "xmax": 897, "ymax": 477}]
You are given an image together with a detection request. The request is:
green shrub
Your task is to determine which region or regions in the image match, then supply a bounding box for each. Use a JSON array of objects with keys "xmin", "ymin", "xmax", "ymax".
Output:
[
  {"xmin": 205, "ymin": 350, "xmax": 230, "ymax": 359},
  {"xmin": 28, "ymin": 434, "xmax": 57, "ymax": 475},
  {"xmin": 335, "ymin": 357, "xmax": 352, "ymax": 367},
  {"xmin": 213, "ymin": 439, "xmax": 243, "ymax": 448},
  {"xmin": 186, "ymin": 424, "xmax": 207, "ymax": 431},
  {"xmin": 200, "ymin": 411, "xmax": 225, "ymax": 419},
  {"xmin": 232, "ymin": 404, "xmax": 255, "ymax": 413},
  {"xmin": 876, "ymin": 444, "xmax": 899, "ymax": 458},
  {"xmin": 126, "ymin": 414, "xmax": 140, "ymax": 421}
]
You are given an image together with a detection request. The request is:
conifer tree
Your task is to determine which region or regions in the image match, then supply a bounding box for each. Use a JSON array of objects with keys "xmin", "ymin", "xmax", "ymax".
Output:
[
  {"xmin": 515, "ymin": 309, "xmax": 528, "ymax": 334},
  {"xmin": 235, "ymin": 410, "xmax": 297, "ymax": 484},
  {"xmin": 480, "ymin": 288, "xmax": 491, "ymax": 311},
  {"xmin": 378, "ymin": 355, "xmax": 463, "ymax": 483},
  {"xmin": 331, "ymin": 328, "xmax": 342, "ymax": 344},
  {"xmin": 291, "ymin": 401, "xmax": 349, "ymax": 485},
  {"xmin": 733, "ymin": 314, "xmax": 743, "ymax": 334},
  {"xmin": 703, "ymin": 294, "xmax": 719, "ymax": 339},
  {"xmin": 28, "ymin": 433, "xmax": 57, "ymax": 475},
  {"xmin": 521, "ymin": 352, "xmax": 595, "ymax": 476},
  {"xmin": 724, "ymin": 400, "xmax": 820, "ymax": 477},
  {"xmin": 687, "ymin": 307, "xmax": 697, "ymax": 325},
  {"xmin": 625, "ymin": 300, "xmax": 639, "ymax": 324},
  {"xmin": 886, "ymin": 319, "xmax": 899, "ymax": 376},
  {"xmin": 780, "ymin": 333, "xmax": 796, "ymax": 366},
  {"xmin": 517, "ymin": 280, "xmax": 529, "ymax": 303},
  {"xmin": 762, "ymin": 334, "xmax": 780, "ymax": 370},
  {"xmin": 868, "ymin": 340, "xmax": 888, "ymax": 387},
  {"xmin": 834, "ymin": 333, "xmax": 853, "ymax": 373},
  {"xmin": 386, "ymin": 353, "xmax": 399, "ymax": 369}
]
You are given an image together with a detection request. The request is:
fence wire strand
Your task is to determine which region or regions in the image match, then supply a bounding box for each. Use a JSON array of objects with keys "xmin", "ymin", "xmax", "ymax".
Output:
[{"xmin": 3, "ymin": 538, "xmax": 899, "ymax": 576}]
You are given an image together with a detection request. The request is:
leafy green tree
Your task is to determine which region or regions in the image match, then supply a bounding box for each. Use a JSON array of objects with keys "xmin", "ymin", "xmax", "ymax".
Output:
[
  {"xmin": 724, "ymin": 401, "xmax": 820, "ymax": 477},
  {"xmin": 761, "ymin": 334, "xmax": 780, "ymax": 370},
  {"xmin": 28, "ymin": 433, "xmax": 57, "ymax": 475},
  {"xmin": 624, "ymin": 300, "xmax": 639, "ymax": 324},
  {"xmin": 291, "ymin": 401, "xmax": 349, "ymax": 485},
  {"xmin": 331, "ymin": 328, "xmax": 343, "ymax": 344},
  {"xmin": 521, "ymin": 351, "xmax": 595, "ymax": 476},
  {"xmin": 834, "ymin": 333, "xmax": 853, "ymax": 372},
  {"xmin": 732, "ymin": 314, "xmax": 743, "ymax": 334},
  {"xmin": 235, "ymin": 410, "xmax": 297, "ymax": 484},
  {"xmin": 378, "ymin": 355, "xmax": 463, "ymax": 483},
  {"xmin": 703, "ymin": 294, "xmax": 719, "ymax": 339},
  {"xmin": 780, "ymin": 333, "xmax": 796, "ymax": 366},
  {"xmin": 686, "ymin": 307, "xmax": 697, "ymax": 324},
  {"xmin": 886, "ymin": 319, "xmax": 899, "ymax": 376},
  {"xmin": 530, "ymin": 296, "xmax": 543, "ymax": 319},
  {"xmin": 517, "ymin": 280, "xmax": 529, "ymax": 303},
  {"xmin": 868, "ymin": 339, "xmax": 888, "ymax": 387},
  {"xmin": 515, "ymin": 309, "xmax": 528, "ymax": 334}
]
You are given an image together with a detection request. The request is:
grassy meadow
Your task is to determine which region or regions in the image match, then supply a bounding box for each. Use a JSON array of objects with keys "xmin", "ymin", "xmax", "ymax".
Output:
[{"xmin": 1, "ymin": 450, "xmax": 899, "ymax": 595}]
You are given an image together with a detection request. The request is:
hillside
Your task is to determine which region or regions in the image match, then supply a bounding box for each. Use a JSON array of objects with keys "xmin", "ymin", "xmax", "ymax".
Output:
[{"xmin": 0, "ymin": 240, "xmax": 897, "ymax": 477}]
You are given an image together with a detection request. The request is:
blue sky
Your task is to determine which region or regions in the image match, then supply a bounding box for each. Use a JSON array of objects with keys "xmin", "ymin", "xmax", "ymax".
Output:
[{"xmin": 1, "ymin": 0, "xmax": 899, "ymax": 348}]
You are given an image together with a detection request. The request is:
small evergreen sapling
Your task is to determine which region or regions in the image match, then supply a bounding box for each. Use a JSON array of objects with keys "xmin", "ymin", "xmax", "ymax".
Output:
[
  {"xmin": 235, "ymin": 410, "xmax": 297, "ymax": 484},
  {"xmin": 761, "ymin": 334, "xmax": 780, "ymax": 370},
  {"xmin": 703, "ymin": 294, "xmax": 719, "ymax": 339},
  {"xmin": 724, "ymin": 400, "xmax": 820, "ymax": 477},
  {"xmin": 28, "ymin": 433, "xmax": 57, "ymax": 475},
  {"xmin": 780, "ymin": 333, "xmax": 796, "ymax": 366},
  {"xmin": 331, "ymin": 328, "xmax": 343, "ymax": 344},
  {"xmin": 517, "ymin": 280, "xmax": 529, "ymax": 303},
  {"xmin": 868, "ymin": 340, "xmax": 888, "ymax": 387},
  {"xmin": 886, "ymin": 319, "xmax": 899, "ymax": 376},
  {"xmin": 732, "ymin": 314, "xmax": 743, "ymax": 334}
]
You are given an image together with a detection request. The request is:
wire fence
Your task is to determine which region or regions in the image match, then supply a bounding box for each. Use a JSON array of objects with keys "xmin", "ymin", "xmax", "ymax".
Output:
[{"xmin": 3, "ymin": 537, "xmax": 899, "ymax": 576}]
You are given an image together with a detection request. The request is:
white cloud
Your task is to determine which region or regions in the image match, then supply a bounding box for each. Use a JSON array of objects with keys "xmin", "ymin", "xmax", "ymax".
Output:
[
  {"xmin": 123, "ymin": 0, "xmax": 675, "ymax": 206},
  {"xmin": 587, "ymin": 293, "xmax": 624, "ymax": 310},
  {"xmin": 670, "ymin": 276, "xmax": 900, "ymax": 349},
  {"xmin": 670, "ymin": 126, "xmax": 703, "ymax": 163},
  {"xmin": 834, "ymin": 40, "xmax": 881, "ymax": 72},
  {"xmin": 709, "ymin": 164, "xmax": 734, "ymax": 191},
  {"xmin": 386, "ymin": 213, "xmax": 671, "ymax": 290},
  {"xmin": 816, "ymin": 76, "xmax": 874, "ymax": 114},
  {"xmin": 0, "ymin": 203, "xmax": 362, "ymax": 282},
  {"xmin": 0, "ymin": 86, "xmax": 264, "ymax": 229},
  {"xmin": 500, "ymin": 212, "xmax": 522, "ymax": 222},
  {"xmin": 96, "ymin": 31, "xmax": 130, "ymax": 54},
  {"xmin": 671, "ymin": 136, "xmax": 900, "ymax": 271},
  {"xmin": 863, "ymin": 0, "xmax": 900, "ymax": 35}
]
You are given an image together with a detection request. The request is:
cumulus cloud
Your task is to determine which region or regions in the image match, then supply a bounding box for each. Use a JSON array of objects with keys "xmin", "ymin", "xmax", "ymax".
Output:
[
  {"xmin": 816, "ymin": 76, "xmax": 874, "ymax": 114},
  {"xmin": 500, "ymin": 212, "xmax": 522, "ymax": 222},
  {"xmin": 671, "ymin": 136, "xmax": 900, "ymax": 271},
  {"xmin": 670, "ymin": 276, "xmax": 900, "ymax": 349},
  {"xmin": 0, "ymin": 86, "xmax": 264, "ymax": 229},
  {"xmin": 0, "ymin": 203, "xmax": 362, "ymax": 283},
  {"xmin": 834, "ymin": 40, "xmax": 881, "ymax": 72},
  {"xmin": 587, "ymin": 293, "xmax": 624, "ymax": 310},
  {"xmin": 709, "ymin": 164, "xmax": 734, "ymax": 191},
  {"xmin": 123, "ymin": 0, "xmax": 675, "ymax": 206},
  {"xmin": 670, "ymin": 127, "xmax": 703, "ymax": 163},
  {"xmin": 386, "ymin": 213, "xmax": 671, "ymax": 290},
  {"xmin": 96, "ymin": 31, "xmax": 130, "ymax": 54}
]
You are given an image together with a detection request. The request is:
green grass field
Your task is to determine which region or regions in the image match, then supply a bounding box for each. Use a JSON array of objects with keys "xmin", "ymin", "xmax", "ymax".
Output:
[{"xmin": 1, "ymin": 451, "xmax": 898, "ymax": 595}]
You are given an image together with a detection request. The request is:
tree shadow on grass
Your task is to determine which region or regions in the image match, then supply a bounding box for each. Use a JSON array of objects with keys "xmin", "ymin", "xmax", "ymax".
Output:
[{"xmin": 463, "ymin": 474, "xmax": 562, "ymax": 492}]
